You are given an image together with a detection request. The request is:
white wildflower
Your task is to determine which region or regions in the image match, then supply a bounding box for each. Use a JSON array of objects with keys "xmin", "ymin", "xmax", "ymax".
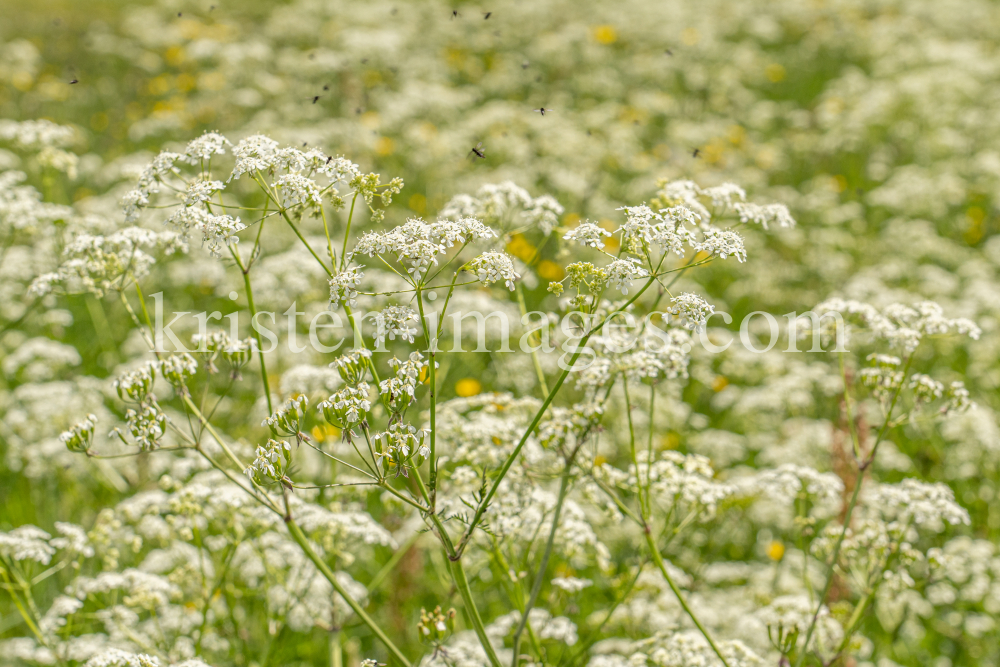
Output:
[{"xmin": 563, "ymin": 221, "xmax": 611, "ymax": 249}]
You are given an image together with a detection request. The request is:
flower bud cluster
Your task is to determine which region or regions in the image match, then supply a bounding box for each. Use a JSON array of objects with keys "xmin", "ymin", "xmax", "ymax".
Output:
[
  {"xmin": 379, "ymin": 352, "xmax": 428, "ymax": 417},
  {"xmin": 192, "ymin": 330, "xmax": 256, "ymax": 376},
  {"xmin": 332, "ymin": 348, "xmax": 372, "ymax": 386},
  {"xmin": 244, "ymin": 438, "xmax": 293, "ymax": 486},
  {"xmin": 373, "ymin": 422, "xmax": 430, "ymax": 476},
  {"xmin": 60, "ymin": 414, "xmax": 98, "ymax": 454},
  {"xmin": 417, "ymin": 606, "xmax": 456, "ymax": 644},
  {"xmin": 262, "ymin": 395, "xmax": 309, "ymax": 440},
  {"xmin": 318, "ymin": 383, "xmax": 372, "ymax": 431}
]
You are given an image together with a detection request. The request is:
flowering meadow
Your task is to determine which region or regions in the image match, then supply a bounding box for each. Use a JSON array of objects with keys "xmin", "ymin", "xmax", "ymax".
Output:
[{"xmin": 1, "ymin": 1, "xmax": 999, "ymax": 667}]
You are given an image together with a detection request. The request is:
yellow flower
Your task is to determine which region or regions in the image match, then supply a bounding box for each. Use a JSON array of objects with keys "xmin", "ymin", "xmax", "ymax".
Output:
[
  {"xmin": 455, "ymin": 378, "xmax": 482, "ymax": 397},
  {"xmin": 537, "ymin": 260, "xmax": 565, "ymax": 281},
  {"xmin": 592, "ymin": 25, "xmax": 618, "ymax": 45}
]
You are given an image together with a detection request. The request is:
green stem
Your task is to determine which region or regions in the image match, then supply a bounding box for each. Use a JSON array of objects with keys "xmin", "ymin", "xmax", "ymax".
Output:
[
  {"xmin": 344, "ymin": 303, "xmax": 381, "ymax": 384},
  {"xmin": 368, "ymin": 532, "xmax": 422, "ymax": 592},
  {"xmin": 340, "ymin": 192, "xmax": 359, "ymax": 271},
  {"xmin": 623, "ymin": 379, "xmax": 729, "ymax": 667},
  {"xmin": 0, "ymin": 566, "xmax": 46, "ymax": 646},
  {"xmin": 449, "ymin": 558, "xmax": 504, "ymax": 667},
  {"xmin": 230, "ymin": 246, "xmax": 273, "ymax": 414},
  {"xmin": 644, "ymin": 531, "xmax": 730, "ymax": 667},
  {"xmin": 835, "ymin": 590, "xmax": 872, "ymax": 656},
  {"xmin": 839, "ymin": 353, "xmax": 861, "ymax": 460},
  {"xmin": 285, "ymin": 518, "xmax": 412, "ymax": 667},
  {"xmin": 411, "ymin": 469, "xmax": 502, "ymax": 667},
  {"xmin": 414, "ymin": 285, "xmax": 437, "ymax": 500},
  {"xmin": 283, "ymin": 209, "xmax": 333, "ymax": 276},
  {"xmin": 511, "ymin": 457, "xmax": 575, "ymax": 666},
  {"xmin": 456, "ymin": 275, "xmax": 659, "ymax": 557},
  {"xmin": 516, "ymin": 282, "xmax": 550, "ymax": 396},
  {"xmin": 321, "ymin": 205, "xmax": 337, "ymax": 267},
  {"xmin": 644, "ymin": 383, "xmax": 656, "ymax": 518}
]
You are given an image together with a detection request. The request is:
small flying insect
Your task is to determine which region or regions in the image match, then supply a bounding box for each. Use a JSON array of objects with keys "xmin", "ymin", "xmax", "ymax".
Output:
[
  {"xmin": 451, "ymin": 9, "xmax": 460, "ymax": 19},
  {"xmin": 69, "ymin": 78, "xmax": 78, "ymax": 84},
  {"xmin": 177, "ymin": 12, "xmax": 182, "ymax": 17},
  {"xmin": 326, "ymin": 156, "xmax": 333, "ymax": 164},
  {"xmin": 533, "ymin": 107, "xmax": 551, "ymax": 116},
  {"xmin": 692, "ymin": 148, "xmax": 701, "ymax": 158},
  {"xmin": 312, "ymin": 95, "xmax": 320, "ymax": 104},
  {"xmin": 484, "ymin": 11, "xmax": 492, "ymax": 19},
  {"xmin": 468, "ymin": 142, "xmax": 486, "ymax": 160},
  {"xmin": 323, "ymin": 84, "xmax": 330, "ymax": 91}
]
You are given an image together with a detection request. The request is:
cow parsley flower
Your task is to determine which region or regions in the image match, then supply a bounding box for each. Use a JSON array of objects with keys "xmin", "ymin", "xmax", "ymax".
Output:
[
  {"xmin": 867, "ymin": 479, "xmax": 970, "ymax": 529},
  {"xmin": 244, "ymin": 438, "xmax": 293, "ymax": 486},
  {"xmin": 134, "ymin": 151, "xmax": 182, "ymax": 200},
  {"xmin": 199, "ymin": 213, "xmax": 246, "ymax": 256},
  {"xmin": 332, "ymin": 348, "xmax": 373, "ymax": 386},
  {"xmin": 379, "ymin": 352, "xmax": 428, "ymax": 415},
  {"xmin": 275, "ymin": 173, "xmax": 323, "ymax": 210},
  {"xmin": 183, "ymin": 131, "xmax": 231, "ymax": 163},
  {"xmin": 734, "ymin": 202, "xmax": 797, "ymax": 229},
  {"xmin": 50, "ymin": 522, "xmax": 94, "ymax": 558},
  {"xmin": 943, "ymin": 381, "xmax": 974, "ymax": 416},
  {"xmin": 563, "ymin": 221, "xmax": 612, "ymax": 249},
  {"xmin": 667, "ymin": 292, "xmax": 714, "ymax": 331},
  {"xmin": 654, "ymin": 179, "xmax": 711, "ymax": 219},
  {"xmin": 60, "ymin": 413, "xmax": 99, "ymax": 453},
  {"xmin": 121, "ymin": 189, "xmax": 150, "ymax": 224},
  {"xmin": 369, "ymin": 305, "xmax": 419, "ymax": 346},
  {"xmin": 262, "ymin": 395, "xmax": 309, "ymax": 438},
  {"xmin": 319, "ymin": 383, "xmax": 372, "ymax": 430},
  {"xmin": 605, "ymin": 257, "xmax": 648, "ymax": 294},
  {"xmin": 468, "ymin": 251, "xmax": 519, "ymax": 290},
  {"xmin": 230, "ymin": 134, "xmax": 279, "ymax": 181},
  {"xmin": 523, "ymin": 194, "xmax": 564, "ymax": 235},
  {"xmin": 696, "ymin": 227, "xmax": 747, "ymax": 262},
  {"xmin": 116, "ymin": 404, "xmax": 168, "ymax": 451},
  {"xmin": 0, "ymin": 525, "xmax": 55, "ymax": 564},
  {"xmin": 84, "ymin": 649, "xmax": 160, "ymax": 667},
  {"xmin": 0, "ymin": 118, "xmax": 75, "ymax": 149},
  {"xmin": 551, "ymin": 577, "xmax": 593, "ymax": 593},
  {"xmin": 909, "ymin": 373, "xmax": 945, "ymax": 405},
  {"xmin": 701, "ymin": 182, "xmax": 747, "ymax": 210},
  {"xmin": 114, "ymin": 362, "xmax": 158, "ymax": 402},
  {"xmin": 160, "ymin": 353, "xmax": 197, "ymax": 388},
  {"xmin": 182, "ymin": 179, "xmax": 224, "ymax": 207},
  {"xmin": 373, "ymin": 422, "xmax": 431, "ymax": 474},
  {"xmin": 616, "ymin": 204, "xmax": 660, "ymax": 246},
  {"xmin": 329, "ymin": 265, "xmax": 364, "ymax": 308}
]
